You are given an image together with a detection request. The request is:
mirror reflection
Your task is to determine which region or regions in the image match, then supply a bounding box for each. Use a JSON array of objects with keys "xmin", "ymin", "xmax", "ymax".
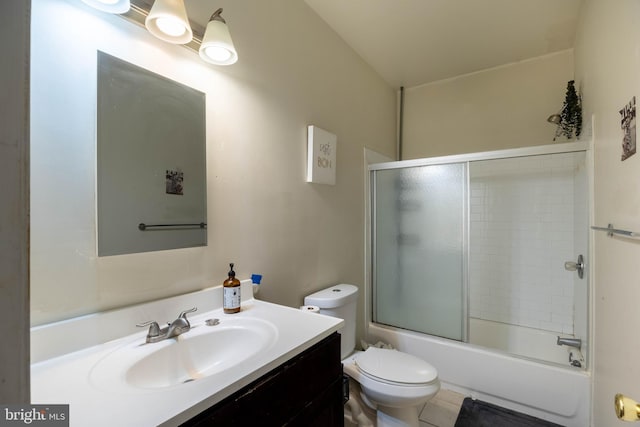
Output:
[{"xmin": 97, "ymin": 51, "xmax": 207, "ymax": 256}]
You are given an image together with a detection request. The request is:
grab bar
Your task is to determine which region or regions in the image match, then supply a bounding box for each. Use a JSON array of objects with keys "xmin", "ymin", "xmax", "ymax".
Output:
[
  {"xmin": 138, "ymin": 222, "xmax": 206, "ymax": 231},
  {"xmin": 591, "ymin": 224, "xmax": 640, "ymax": 239}
]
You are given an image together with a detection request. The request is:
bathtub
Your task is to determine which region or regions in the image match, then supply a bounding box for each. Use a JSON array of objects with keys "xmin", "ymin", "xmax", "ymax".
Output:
[
  {"xmin": 367, "ymin": 322, "xmax": 591, "ymax": 427},
  {"xmin": 469, "ymin": 318, "xmax": 584, "ymax": 367}
]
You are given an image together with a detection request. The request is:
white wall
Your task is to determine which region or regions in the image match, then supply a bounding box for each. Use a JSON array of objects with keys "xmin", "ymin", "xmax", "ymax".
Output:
[
  {"xmin": 402, "ymin": 50, "xmax": 574, "ymax": 159},
  {"xmin": 574, "ymin": 0, "xmax": 640, "ymax": 425},
  {"xmin": 30, "ymin": 0, "xmax": 396, "ymax": 330},
  {"xmin": 469, "ymin": 152, "xmax": 586, "ymax": 336}
]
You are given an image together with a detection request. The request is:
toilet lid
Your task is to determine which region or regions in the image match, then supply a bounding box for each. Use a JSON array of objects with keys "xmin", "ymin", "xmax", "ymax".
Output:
[{"xmin": 355, "ymin": 347, "xmax": 437, "ymax": 385}]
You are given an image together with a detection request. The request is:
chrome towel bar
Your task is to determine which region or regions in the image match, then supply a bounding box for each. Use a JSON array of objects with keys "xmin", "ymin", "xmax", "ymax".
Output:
[
  {"xmin": 591, "ymin": 224, "xmax": 640, "ymax": 238},
  {"xmin": 138, "ymin": 222, "xmax": 206, "ymax": 231}
]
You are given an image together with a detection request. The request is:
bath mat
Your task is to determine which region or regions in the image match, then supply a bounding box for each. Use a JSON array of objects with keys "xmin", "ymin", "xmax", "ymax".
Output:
[{"xmin": 454, "ymin": 398, "xmax": 563, "ymax": 427}]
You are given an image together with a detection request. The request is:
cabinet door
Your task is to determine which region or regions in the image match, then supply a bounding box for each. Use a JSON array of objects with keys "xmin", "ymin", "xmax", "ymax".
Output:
[
  {"xmin": 288, "ymin": 377, "xmax": 344, "ymax": 427},
  {"xmin": 183, "ymin": 333, "xmax": 343, "ymax": 426}
]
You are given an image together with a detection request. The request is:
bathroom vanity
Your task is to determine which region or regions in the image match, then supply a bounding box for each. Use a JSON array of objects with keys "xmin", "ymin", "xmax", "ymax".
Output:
[
  {"xmin": 30, "ymin": 281, "xmax": 344, "ymax": 426},
  {"xmin": 183, "ymin": 332, "xmax": 342, "ymax": 426}
]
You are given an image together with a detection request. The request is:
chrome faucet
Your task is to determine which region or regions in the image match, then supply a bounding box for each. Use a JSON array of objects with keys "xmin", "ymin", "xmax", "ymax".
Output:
[
  {"xmin": 557, "ymin": 336, "xmax": 581, "ymax": 349},
  {"xmin": 137, "ymin": 307, "xmax": 197, "ymax": 343}
]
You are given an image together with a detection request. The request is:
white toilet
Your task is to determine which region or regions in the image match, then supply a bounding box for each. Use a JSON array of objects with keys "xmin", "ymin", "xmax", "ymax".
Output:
[{"xmin": 304, "ymin": 284, "xmax": 440, "ymax": 427}]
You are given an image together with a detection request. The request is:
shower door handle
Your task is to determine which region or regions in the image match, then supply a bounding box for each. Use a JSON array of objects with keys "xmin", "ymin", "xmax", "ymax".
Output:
[{"xmin": 564, "ymin": 254, "xmax": 584, "ymax": 279}]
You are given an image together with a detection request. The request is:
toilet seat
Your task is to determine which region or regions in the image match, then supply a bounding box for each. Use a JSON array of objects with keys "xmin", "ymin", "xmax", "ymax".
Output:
[
  {"xmin": 343, "ymin": 347, "xmax": 440, "ymax": 409},
  {"xmin": 355, "ymin": 347, "xmax": 437, "ymax": 386}
]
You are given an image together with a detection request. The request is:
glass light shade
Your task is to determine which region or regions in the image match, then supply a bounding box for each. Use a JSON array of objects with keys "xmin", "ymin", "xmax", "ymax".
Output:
[
  {"xmin": 199, "ymin": 20, "xmax": 238, "ymax": 65},
  {"xmin": 81, "ymin": 0, "xmax": 130, "ymax": 14},
  {"xmin": 145, "ymin": 0, "xmax": 193, "ymax": 44}
]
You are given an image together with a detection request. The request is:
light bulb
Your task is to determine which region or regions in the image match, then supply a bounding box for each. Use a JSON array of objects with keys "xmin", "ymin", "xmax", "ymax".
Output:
[
  {"xmin": 155, "ymin": 17, "xmax": 187, "ymax": 37},
  {"xmin": 203, "ymin": 46, "xmax": 232, "ymax": 63}
]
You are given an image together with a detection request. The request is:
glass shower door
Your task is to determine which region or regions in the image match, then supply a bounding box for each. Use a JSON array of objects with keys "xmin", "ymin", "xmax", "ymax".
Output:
[{"xmin": 372, "ymin": 163, "xmax": 467, "ymax": 341}]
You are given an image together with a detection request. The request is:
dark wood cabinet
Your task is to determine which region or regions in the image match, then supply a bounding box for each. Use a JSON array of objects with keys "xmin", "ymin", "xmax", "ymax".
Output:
[{"xmin": 182, "ymin": 332, "xmax": 343, "ymax": 427}]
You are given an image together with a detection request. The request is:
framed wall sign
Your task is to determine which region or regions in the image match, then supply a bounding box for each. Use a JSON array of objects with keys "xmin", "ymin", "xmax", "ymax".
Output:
[
  {"xmin": 620, "ymin": 96, "xmax": 636, "ymax": 161},
  {"xmin": 306, "ymin": 125, "xmax": 337, "ymax": 185}
]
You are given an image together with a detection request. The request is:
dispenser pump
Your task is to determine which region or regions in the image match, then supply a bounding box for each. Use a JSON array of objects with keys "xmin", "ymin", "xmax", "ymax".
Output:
[{"xmin": 223, "ymin": 262, "xmax": 241, "ymax": 314}]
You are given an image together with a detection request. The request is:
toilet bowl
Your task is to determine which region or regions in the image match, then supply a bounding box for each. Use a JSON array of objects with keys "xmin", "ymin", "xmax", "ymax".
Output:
[
  {"xmin": 304, "ymin": 284, "xmax": 440, "ymax": 427},
  {"xmin": 343, "ymin": 348, "xmax": 439, "ymax": 426}
]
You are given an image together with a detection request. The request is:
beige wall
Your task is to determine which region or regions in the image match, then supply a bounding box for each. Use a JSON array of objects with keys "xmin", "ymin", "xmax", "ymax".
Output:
[
  {"xmin": 30, "ymin": 0, "xmax": 396, "ymax": 329},
  {"xmin": 574, "ymin": 0, "xmax": 640, "ymax": 425},
  {"xmin": 402, "ymin": 50, "xmax": 574, "ymax": 159},
  {"xmin": 29, "ymin": 2, "xmax": 640, "ymax": 423},
  {"xmin": 0, "ymin": 1, "xmax": 30, "ymax": 403}
]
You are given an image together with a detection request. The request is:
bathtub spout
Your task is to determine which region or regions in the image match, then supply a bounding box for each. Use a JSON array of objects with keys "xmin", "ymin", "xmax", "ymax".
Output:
[{"xmin": 557, "ymin": 336, "xmax": 581, "ymax": 349}]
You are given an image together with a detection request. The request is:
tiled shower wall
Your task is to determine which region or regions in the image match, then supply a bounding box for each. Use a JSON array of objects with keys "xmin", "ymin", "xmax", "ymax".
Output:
[{"xmin": 469, "ymin": 153, "xmax": 583, "ymax": 335}]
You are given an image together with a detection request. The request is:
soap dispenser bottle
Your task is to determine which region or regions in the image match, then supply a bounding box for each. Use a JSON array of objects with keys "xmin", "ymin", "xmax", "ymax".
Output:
[{"xmin": 223, "ymin": 263, "xmax": 241, "ymax": 314}]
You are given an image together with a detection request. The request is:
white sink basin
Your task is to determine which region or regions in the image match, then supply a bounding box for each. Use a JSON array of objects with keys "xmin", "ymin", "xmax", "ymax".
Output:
[
  {"xmin": 32, "ymin": 287, "xmax": 345, "ymax": 427},
  {"xmin": 89, "ymin": 316, "xmax": 278, "ymax": 392}
]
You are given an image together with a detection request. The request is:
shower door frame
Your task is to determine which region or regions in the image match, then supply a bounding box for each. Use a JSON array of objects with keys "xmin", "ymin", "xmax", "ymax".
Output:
[{"xmin": 368, "ymin": 140, "xmax": 591, "ymax": 351}]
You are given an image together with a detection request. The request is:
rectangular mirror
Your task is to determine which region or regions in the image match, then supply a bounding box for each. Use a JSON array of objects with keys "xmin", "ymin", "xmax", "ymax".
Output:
[{"xmin": 97, "ymin": 51, "xmax": 207, "ymax": 256}]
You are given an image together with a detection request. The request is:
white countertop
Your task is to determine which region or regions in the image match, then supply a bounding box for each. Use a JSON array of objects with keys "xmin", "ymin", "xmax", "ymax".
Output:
[{"xmin": 31, "ymin": 282, "xmax": 343, "ymax": 426}]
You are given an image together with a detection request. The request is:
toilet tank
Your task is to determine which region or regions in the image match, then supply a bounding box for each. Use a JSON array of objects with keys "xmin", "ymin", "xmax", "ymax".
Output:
[{"xmin": 304, "ymin": 284, "xmax": 358, "ymax": 359}]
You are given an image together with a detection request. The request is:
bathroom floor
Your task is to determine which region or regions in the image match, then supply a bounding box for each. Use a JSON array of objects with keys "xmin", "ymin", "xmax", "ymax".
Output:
[{"xmin": 419, "ymin": 389, "xmax": 466, "ymax": 427}]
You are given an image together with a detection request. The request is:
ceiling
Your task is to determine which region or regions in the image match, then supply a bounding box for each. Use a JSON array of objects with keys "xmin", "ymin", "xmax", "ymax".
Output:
[
  {"xmin": 303, "ymin": 0, "xmax": 583, "ymax": 89},
  {"xmin": 143, "ymin": 0, "xmax": 583, "ymax": 89}
]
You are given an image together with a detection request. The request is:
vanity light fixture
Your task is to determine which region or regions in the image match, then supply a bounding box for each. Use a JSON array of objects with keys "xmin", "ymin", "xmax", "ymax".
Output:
[
  {"xmin": 199, "ymin": 8, "xmax": 238, "ymax": 65},
  {"xmin": 145, "ymin": 0, "xmax": 193, "ymax": 44},
  {"xmin": 81, "ymin": 0, "xmax": 131, "ymax": 14},
  {"xmin": 85, "ymin": 0, "xmax": 239, "ymax": 65}
]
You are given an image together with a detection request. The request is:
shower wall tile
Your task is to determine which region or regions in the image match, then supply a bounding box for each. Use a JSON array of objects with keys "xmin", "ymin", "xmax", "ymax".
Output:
[{"xmin": 469, "ymin": 153, "xmax": 578, "ymax": 335}]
